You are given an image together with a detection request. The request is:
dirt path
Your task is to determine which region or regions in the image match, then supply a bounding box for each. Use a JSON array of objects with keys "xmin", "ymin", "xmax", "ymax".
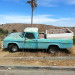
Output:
[
  {"xmin": 0, "ymin": 50, "xmax": 9, "ymax": 57},
  {"xmin": 0, "ymin": 41, "xmax": 9, "ymax": 57},
  {"xmin": 0, "ymin": 59, "xmax": 75, "ymax": 66}
]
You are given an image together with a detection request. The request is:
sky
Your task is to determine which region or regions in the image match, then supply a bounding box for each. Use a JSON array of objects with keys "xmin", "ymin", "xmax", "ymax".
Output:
[{"xmin": 0, "ymin": 0, "xmax": 75, "ymax": 27}]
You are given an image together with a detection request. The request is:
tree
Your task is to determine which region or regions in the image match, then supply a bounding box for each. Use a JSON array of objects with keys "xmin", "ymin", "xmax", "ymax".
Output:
[
  {"xmin": 0, "ymin": 28, "xmax": 4, "ymax": 33},
  {"xmin": 27, "ymin": 0, "xmax": 37, "ymax": 27},
  {"xmin": 12, "ymin": 29, "xmax": 17, "ymax": 33},
  {"xmin": 0, "ymin": 28, "xmax": 8, "ymax": 34},
  {"xmin": 4, "ymin": 30, "xmax": 8, "ymax": 34}
]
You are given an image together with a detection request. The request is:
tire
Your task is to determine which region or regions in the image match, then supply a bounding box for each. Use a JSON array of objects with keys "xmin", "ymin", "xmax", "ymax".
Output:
[
  {"xmin": 48, "ymin": 46, "xmax": 58, "ymax": 54},
  {"xmin": 8, "ymin": 44, "xmax": 18, "ymax": 52}
]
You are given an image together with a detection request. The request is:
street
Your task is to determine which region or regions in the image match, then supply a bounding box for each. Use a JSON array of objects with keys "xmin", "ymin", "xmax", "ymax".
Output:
[{"xmin": 0, "ymin": 69, "xmax": 75, "ymax": 75}]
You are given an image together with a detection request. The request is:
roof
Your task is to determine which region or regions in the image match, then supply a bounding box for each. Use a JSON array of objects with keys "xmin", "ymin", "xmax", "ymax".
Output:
[{"xmin": 24, "ymin": 27, "xmax": 38, "ymax": 32}]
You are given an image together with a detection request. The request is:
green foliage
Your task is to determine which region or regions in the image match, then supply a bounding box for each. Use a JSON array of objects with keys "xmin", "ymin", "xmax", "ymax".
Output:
[
  {"xmin": 0, "ymin": 28, "xmax": 8, "ymax": 35},
  {"xmin": 0, "ymin": 28, "xmax": 8, "ymax": 41},
  {"xmin": 12, "ymin": 29, "xmax": 17, "ymax": 33},
  {"xmin": 73, "ymin": 36, "xmax": 75, "ymax": 44},
  {"xmin": 0, "ymin": 28, "xmax": 4, "ymax": 33}
]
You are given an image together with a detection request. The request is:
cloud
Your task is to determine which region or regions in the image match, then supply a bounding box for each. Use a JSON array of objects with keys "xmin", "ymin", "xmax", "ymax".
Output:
[
  {"xmin": 0, "ymin": 14, "xmax": 75, "ymax": 27},
  {"xmin": 50, "ymin": 18, "xmax": 75, "ymax": 27},
  {"xmin": 65, "ymin": 0, "xmax": 75, "ymax": 4},
  {"xmin": 37, "ymin": 0, "xmax": 58, "ymax": 7},
  {"xmin": 37, "ymin": 0, "xmax": 75, "ymax": 7},
  {"xmin": 0, "ymin": 14, "xmax": 57, "ymax": 24},
  {"xmin": 2, "ymin": 0, "xmax": 75, "ymax": 7}
]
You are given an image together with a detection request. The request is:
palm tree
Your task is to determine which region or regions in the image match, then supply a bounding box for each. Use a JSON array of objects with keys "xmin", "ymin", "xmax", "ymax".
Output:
[{"xmin": 27, "ymin": 0, "xmax": 37, "ymax": 27}]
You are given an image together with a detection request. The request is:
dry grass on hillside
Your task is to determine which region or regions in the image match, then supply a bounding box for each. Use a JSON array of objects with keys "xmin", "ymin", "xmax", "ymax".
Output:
[{"xmin": 0, "ymin": 23, "xmax": 75, "ymax": 34}]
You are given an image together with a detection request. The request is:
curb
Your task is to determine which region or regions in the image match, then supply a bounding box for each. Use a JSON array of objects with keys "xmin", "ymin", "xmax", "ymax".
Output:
[
  {"xmin": 0, "ymin": 66, "xmax": 75, "ymax": 71},
  {"xmin": 0, "ymin": 57, "xmax": 75, "ymax": 60}
]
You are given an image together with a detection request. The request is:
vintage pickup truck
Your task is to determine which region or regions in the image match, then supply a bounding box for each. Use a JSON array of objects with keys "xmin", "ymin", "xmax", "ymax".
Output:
[{"xmin": 3, "ymin": 27, "xmax": 74, "ymax": 53}]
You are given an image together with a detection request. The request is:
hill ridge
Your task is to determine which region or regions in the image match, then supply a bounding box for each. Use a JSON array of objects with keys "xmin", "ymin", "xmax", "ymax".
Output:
[{"xmin": 0, "ymin": 23, "xmax": 75, "ymax": 35}]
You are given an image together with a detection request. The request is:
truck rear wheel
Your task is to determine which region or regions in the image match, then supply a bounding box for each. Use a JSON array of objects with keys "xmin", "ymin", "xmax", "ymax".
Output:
[
  {"xmin": 8, "ymin": 44, "xmax": 18, "ymax": 52},
  {"xmin": 48, "ymin": 46, "xmax": 58, "ymax": 54}
]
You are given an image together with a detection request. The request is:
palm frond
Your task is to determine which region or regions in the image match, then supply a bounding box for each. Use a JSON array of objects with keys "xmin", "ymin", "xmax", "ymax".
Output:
[
  {"xmin": 27, "ymin": 0, "xmax": 37, "ymax": 8},
  {"xmin": 27, "ymin": 1, "xmax": 31, "ymax": 3}
]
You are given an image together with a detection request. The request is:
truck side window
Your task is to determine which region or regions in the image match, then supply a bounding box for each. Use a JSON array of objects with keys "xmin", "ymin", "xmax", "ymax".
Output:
[
  {"xmin": 25, "ymin": 33, "xmax": 35, "ymax": 39},
  {"xmin": 39, "ymin": 33, "xmax": 46, "ymax": 39}
]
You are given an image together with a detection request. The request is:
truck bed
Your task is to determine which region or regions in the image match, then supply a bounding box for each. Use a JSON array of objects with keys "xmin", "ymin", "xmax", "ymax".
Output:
[{"xmin": 46, "ymin": 29, "xmax": 74, "ymax": 39}]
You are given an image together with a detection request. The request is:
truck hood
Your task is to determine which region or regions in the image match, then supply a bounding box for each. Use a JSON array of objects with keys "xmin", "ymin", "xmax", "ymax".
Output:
[{"xmin": 4, "ymin": 32, "xmax": 24, "ymax": 41}]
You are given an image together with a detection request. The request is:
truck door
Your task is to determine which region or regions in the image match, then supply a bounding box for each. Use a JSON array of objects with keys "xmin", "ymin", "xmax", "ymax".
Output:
[{"xmin": 24, "ymin": 32, "xmax": 37, "ymax": 49}]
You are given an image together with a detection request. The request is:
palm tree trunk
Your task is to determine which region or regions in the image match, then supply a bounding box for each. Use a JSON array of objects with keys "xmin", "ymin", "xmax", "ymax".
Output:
[{"xmin": 31, "ymin": 7, "xmax": 34, "ymax": 27}]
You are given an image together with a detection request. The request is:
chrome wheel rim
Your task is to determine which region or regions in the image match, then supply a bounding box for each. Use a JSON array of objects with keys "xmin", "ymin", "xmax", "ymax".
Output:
[
  {"xmin": 50, "ymin": 49, "xmax": 55, "ymax": 54},
  {"xmin": 12, "ymin": 46, "xmax": 17, "ymax": 52}
]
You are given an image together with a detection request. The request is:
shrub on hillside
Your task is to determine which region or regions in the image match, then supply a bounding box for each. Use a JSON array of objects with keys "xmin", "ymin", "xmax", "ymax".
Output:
[
  {"xmin": 12, "ymin": 29, "xmax": 17, "ymax": 33},
  {"xmin": 0, "ymin": 28, "xmax": 8, "ymax": 34},
  {"xmin": 73, "ymin": 36, "xmax": 75, "ymax": 44}
]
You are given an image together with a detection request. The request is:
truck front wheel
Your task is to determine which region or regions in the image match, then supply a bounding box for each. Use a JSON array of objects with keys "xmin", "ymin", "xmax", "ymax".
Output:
[
  {"xmin": 48, "ymin": 46, "xmax": 58, "ymax": 54},
  {"xmin": 8, "ymin": 44, "xmax": 19, "ymax": 52}
]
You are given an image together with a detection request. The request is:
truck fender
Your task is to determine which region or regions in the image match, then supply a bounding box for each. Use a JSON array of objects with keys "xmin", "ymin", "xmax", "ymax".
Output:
[
  {"xmin": 48, "ymin": 45, "xmax": 60, "ymax": 50},
  {"xmin": 8, "ymin": 43, "xmax": 19, "ymax": 49}
]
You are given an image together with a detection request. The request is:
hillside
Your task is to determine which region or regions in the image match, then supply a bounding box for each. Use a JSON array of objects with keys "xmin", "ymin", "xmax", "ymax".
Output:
[{"xmin": 0, "ymin": 23, "xmax": 75, "ymax": 34}]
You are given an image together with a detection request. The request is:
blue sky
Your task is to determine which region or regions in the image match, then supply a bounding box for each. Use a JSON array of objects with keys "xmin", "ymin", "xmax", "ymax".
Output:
[{"xmin": 0, "ymin": 0, "xmax": 75, "ymax": 27}]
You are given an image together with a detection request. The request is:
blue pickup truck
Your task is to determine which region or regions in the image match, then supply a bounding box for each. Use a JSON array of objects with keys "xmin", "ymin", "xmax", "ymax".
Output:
[{"xmin": 3, "ymin": 27, "xmax": 73, "ymax": 53}]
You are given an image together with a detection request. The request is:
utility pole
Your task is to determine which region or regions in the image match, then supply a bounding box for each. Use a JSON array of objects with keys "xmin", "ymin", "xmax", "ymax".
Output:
[{"xmin": 27, "ymin": 0, "xmax": 37, "ymax": 27}]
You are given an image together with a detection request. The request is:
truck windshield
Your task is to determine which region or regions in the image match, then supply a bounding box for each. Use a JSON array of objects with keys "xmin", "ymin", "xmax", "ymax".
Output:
[{"xmin": 21, "ymin": 32, "xmax": 25, "ymax": 37}]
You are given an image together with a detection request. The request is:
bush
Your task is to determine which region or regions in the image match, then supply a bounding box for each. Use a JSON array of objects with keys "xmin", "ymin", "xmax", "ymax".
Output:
[
  {"xmin": 73, "ymin": 36, "xmax": 75, "ymax": 44},
  {"xmin": 0, "ymin": 28, "xmax": 4, "ymax": 33},
  {"xmin": 0, "ymin": 28, "xmax": 8, "ymax": 35},
  {"xmin": 12, "ymin": 29, "xmax": 17, "ymax": 33}
]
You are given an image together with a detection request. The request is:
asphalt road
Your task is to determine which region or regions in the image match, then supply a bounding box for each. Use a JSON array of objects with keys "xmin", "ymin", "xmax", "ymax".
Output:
[{"xmin": 0, "ymin": 70, "xmax": 75, "ymax": 75}]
